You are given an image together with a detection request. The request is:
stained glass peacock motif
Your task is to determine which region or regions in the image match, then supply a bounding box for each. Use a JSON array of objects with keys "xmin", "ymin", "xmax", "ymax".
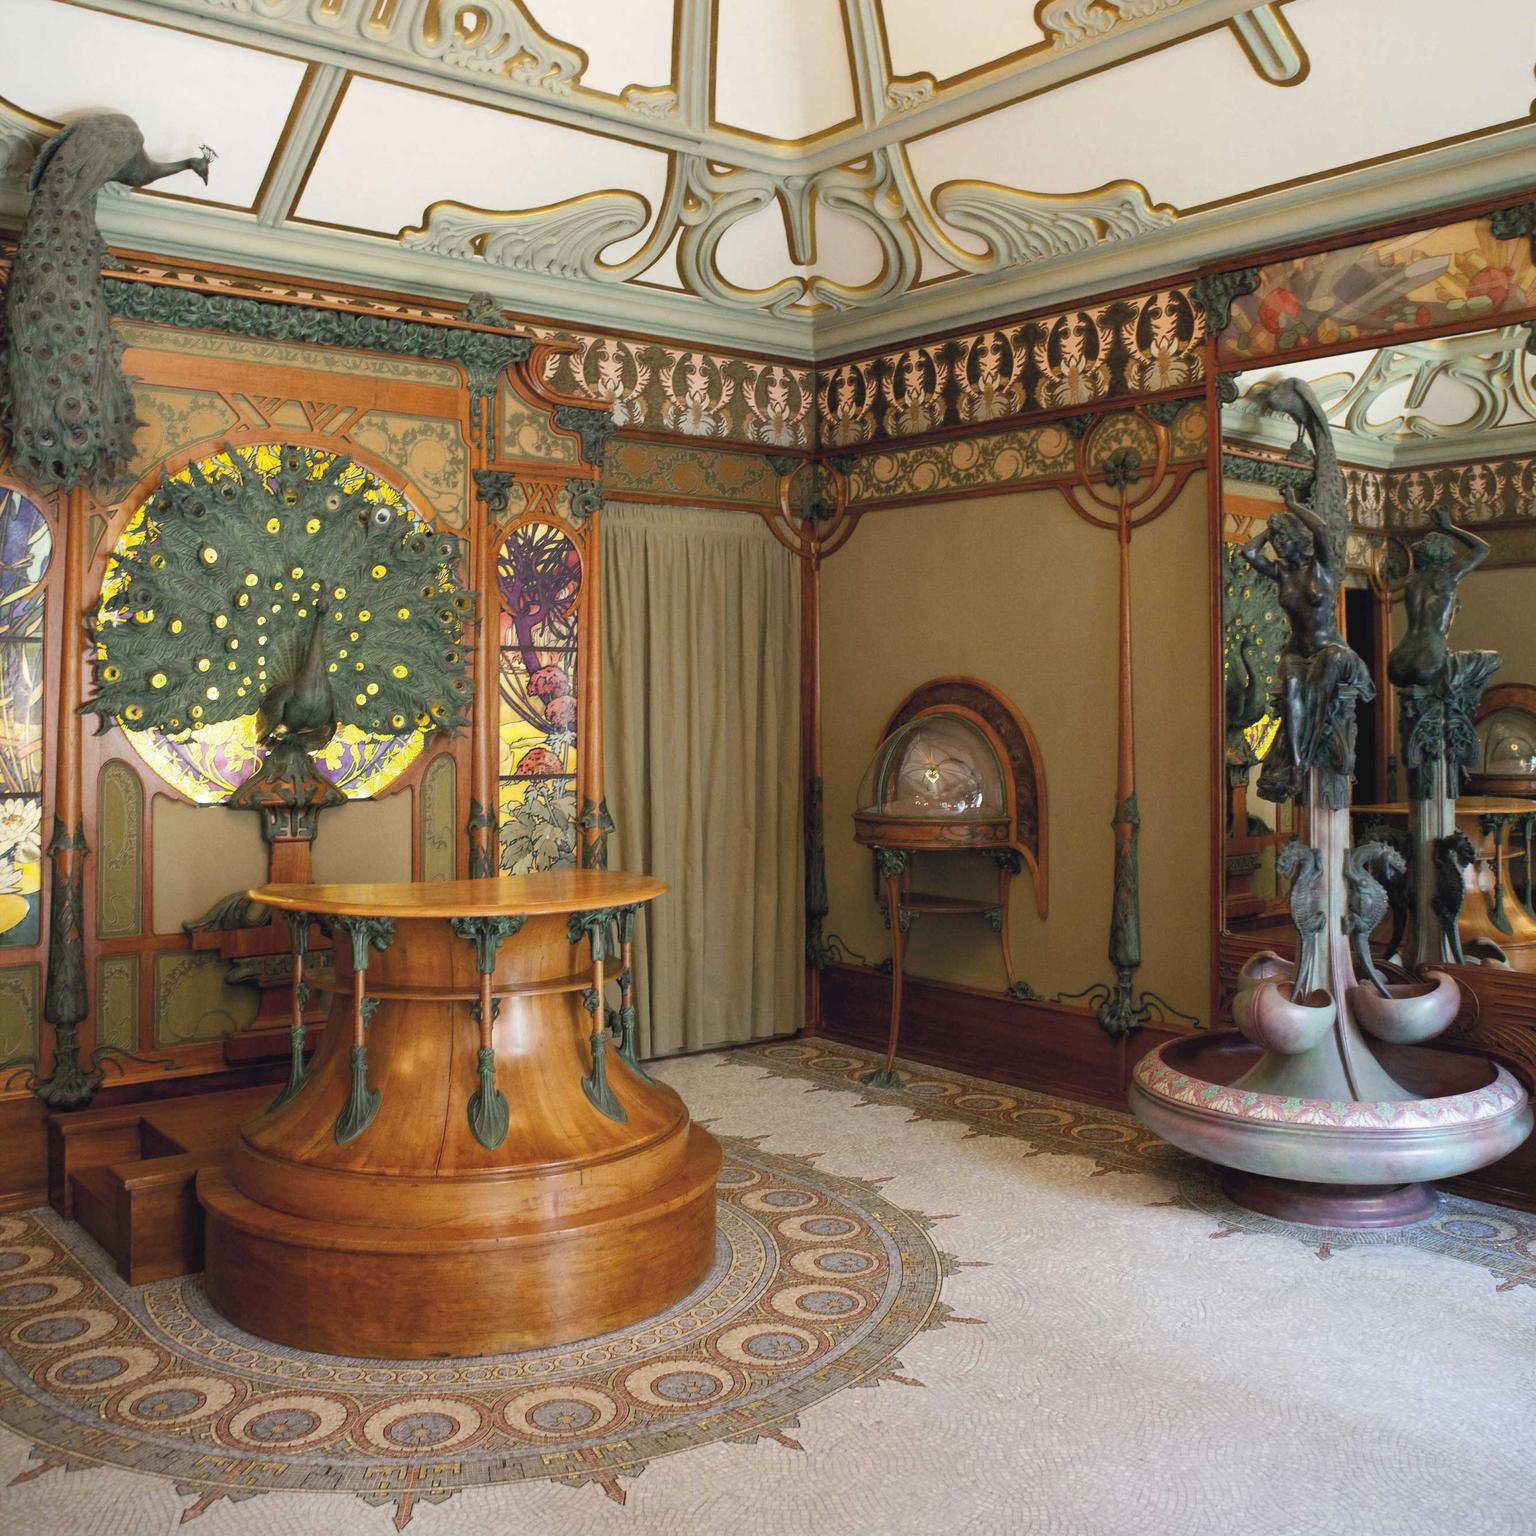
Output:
[{"xmin": 80, "ymin": 446, "xmax": 473, "ymax": 808}]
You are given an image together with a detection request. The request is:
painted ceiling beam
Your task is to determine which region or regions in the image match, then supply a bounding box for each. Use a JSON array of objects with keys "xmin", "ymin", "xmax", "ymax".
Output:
[{"xmin": 73, "ymin": 0, "xmax": 1262, "ymax": 176}]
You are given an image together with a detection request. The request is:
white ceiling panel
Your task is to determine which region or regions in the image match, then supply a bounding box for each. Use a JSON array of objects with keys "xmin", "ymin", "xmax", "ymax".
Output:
[
  {"xmin": 296, "ymin": 77, "xmax": 670, "ymax": 262},
  {"xmin": 879, "ymin": 0, "xmax": 1043, "ymax": 85},
  {"xmin": 0, "ymin": 0, "xmax": 306, "ymax": 207},
  {"xmin": 908, "ymin": 0, "xmax": 1533, "ymax": 213},
  {"xmin": 714, "ymin": 0, "xmax": 857, "ymax": 141},
  {"xmin": 712, "ymin": 200, "xmax": 801, "ymax": 291}
]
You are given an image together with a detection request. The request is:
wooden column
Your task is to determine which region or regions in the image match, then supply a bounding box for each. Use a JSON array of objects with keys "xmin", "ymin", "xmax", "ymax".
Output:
[{"xmin": 38, "ymin": 487, "xmax": 93, "ymax": 1105}]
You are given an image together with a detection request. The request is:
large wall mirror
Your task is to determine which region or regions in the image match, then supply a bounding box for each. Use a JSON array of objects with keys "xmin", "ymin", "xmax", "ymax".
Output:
[{"xmin": 1217, "ymin": 320, "xmax": 1536, "ymax": 1038}]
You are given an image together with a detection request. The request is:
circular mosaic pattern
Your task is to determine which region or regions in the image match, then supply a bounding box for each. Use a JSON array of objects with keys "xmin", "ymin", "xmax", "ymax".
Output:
[{"xmin": 0, "ymin": 1144, "xmax": 943, "ymax": 1513}]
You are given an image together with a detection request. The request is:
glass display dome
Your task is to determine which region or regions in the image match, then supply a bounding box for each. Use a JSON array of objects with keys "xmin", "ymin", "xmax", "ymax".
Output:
[
  {"xmin": 856, "ymin": 714, "xmax": 1006, "ymax": 822},
  {"xmin": 1471, "ymin": 706, "xmax": 1536, "ymax": 794}
]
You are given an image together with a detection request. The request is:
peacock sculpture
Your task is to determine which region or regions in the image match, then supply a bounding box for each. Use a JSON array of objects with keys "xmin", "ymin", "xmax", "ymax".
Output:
[
  {"xmin": 80, "ymin": 446, "xmax": 473, "ymax": 814},
  {"xmin": 0, "ymin": 113, "xmax": 213, "ymax": 490}
]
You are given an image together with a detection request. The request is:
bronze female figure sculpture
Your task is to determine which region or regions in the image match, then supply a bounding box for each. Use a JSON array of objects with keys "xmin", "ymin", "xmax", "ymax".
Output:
[
  {"xmin": 1388, "ymin": 509, "xmax": 1500, "ymax": 794},
  {"xmin": 1237, "ymin": 378, "xmax": 1372, "ymax": 809}
]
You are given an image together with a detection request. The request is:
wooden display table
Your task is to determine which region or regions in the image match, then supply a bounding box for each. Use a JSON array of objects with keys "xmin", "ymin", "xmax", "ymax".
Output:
[{"xmin": 197, "ymin": 872, "xmax": 720, "ymax": 1358}]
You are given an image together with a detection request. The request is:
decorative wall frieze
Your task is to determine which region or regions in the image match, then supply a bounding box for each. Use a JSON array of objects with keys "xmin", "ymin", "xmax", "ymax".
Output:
[
  {"xmin": 817, "ymin": 287, "xmax": 1204, "ymax": 448},
  {"xmin": 1222, "ymin": 445, "xmax": 1536, "ymax": 538}
]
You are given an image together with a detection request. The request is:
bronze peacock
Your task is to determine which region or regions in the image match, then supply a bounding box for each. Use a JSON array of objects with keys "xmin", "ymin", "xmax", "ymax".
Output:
[{"xmin": 0, "ymin": 113, "xmax": 211, "ymax": 490}]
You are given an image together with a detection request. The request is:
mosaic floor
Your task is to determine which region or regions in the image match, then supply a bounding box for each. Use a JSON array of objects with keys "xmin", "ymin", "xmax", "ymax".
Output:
[{"xmin": 2, "ymin": 1040, "xmax": 1534, "ymax": 1535}]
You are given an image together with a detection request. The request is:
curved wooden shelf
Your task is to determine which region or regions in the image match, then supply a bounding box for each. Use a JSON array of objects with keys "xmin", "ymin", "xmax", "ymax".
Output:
[
  {"xmin": 199, "ymin": 870, "xmax": 717, "ymax": 1359},
  {"xmin": 252, "ymin": 870, "xmax": 667, "ymax": 918}
]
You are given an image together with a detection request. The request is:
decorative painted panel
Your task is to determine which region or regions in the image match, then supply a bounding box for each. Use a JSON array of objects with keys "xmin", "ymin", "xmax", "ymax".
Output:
[
  {"xmin": 498, "ymin": 383, "xmax": 581, "ymax": 466},
  {"xmin": 604, "ymin": 439, "xmax": 781, "ymax": 508},
  {"xmin": 120, "ymin": 387, "xmax": 241, "ymax": 495},
  {"xmin": 345, "ymin": 411, "xmax": 470, "ymax": 528},
  {"xmin": 95, "ymin": 954, "xmax": 139, "ymax": 1055},
  {"xmin": 1219, "ymin": 217, "xmax": 1536, "ymax": 362},
  {"xmin": 96, "ymin": 762, "xmax": 143, "ymax": 939},
  {"xmin": 498, "ymin": 520, "xmax": 581, "ymax": 874},
  {"xmin": 154, "ymin": 949, "xmax": 259, "ymax": 1045},
  {"xmin": 846, "ymin": 401, "xmax": 1207, "ymax": 506},
  {"xmin": 0, "ymin": 963, "xmax": 39, "ymax": 1065},
  {"xmin": 818, "ymin": 289, "xmax": 1204, "ymax": 448},
  {"xmin": 420, "ymin": 752, "xmax": 457, "ymax": 883},
  {"xmin": 0, "ymin": 488, "xmax": 49, "ymax": 951}
]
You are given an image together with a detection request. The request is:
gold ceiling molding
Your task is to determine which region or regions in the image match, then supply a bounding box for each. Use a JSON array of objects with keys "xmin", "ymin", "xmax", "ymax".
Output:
[
  {"xmin": 401, "ymin": 190, "xmax": 652, "ymax": 280},
  {"xmin": 1039, "ymin": 0, "xmax": 1188, "ymax": 52},
  {"xmin": 207, "ymin": 0, "xmax": 588, "ymax": 93},
  {"xmin": 388, "ymin": 149, "xmax": 1179, "ymax": 321},
  {"xmin": 930, "ymin": 178, "xmax": 1176, "ymax": 266},
  {"xmin": 0, "ymin": 97, "xmax": 52, "ymax": 186}
]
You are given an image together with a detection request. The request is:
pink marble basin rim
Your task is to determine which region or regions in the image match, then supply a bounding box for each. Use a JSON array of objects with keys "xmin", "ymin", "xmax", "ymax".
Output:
[{"xmin": 1129, "ymin": 1032, "xmax": 1533, "ymax": 1187}]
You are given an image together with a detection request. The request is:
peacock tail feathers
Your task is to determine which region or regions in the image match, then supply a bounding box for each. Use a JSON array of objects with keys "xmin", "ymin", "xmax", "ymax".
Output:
[{"xmin": 81, "ymin": 444, "xmax": 473, "ymax": 747}]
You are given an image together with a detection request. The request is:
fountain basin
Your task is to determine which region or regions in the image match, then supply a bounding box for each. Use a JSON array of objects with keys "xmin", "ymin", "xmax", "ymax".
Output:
[
  {"xmin": 1131, "ymin": 1032, "xmax": 1531, "ymax": 1222},
  {"xmin": 1233, "ymin": 980, "xmax": 1335, "ymax": 1056},
  {"xmin": 1348, "ymin": 972, "xmax": 1460, "ymax": 1046}
]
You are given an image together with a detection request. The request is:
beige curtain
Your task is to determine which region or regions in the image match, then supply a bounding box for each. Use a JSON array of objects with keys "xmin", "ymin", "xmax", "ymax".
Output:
[{"xmin": 601, "ymin": 502, "xmax": 802, "ymax": 1055}]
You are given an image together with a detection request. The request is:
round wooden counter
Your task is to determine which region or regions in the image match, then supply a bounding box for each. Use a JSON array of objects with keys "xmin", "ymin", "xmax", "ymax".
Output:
[{"xmin": 197, "ymin": 872, "xmax": 721, "ymax": 1358}]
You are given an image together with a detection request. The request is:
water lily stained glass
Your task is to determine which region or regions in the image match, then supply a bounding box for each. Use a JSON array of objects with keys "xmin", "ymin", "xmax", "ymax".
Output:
[
  {"xmin": 0, "ymin": 488, "xmax": 50, "ymax": 948},
  {"xmin": 96, "ymin": 445, "xmax": 429, "ymax": 804},
  {"xmin": 497, "ymin": 520, "xmax": 580, "ymax": 874}
]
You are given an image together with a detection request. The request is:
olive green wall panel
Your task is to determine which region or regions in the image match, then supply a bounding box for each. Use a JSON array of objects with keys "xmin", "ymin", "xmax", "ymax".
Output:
[
  {"xmin": 152, "ymin": 802, "xmax": 269, "ymax": 936},
  {"xmin": 0, "ymin": 964, "xmax": 40, "ymax": 1066},
  {"xmin": 819, "ymin": 474, "xmax": 1212, "ymax": 1021},
  {"xmin": 95, "ymin": 954, "xmax": 139, "ymax": 1054},
  {"xmin": 421, "ymin": 754, "xmax": 457, "ymax": 883},
  {"xmin": 97, "ymin": 761, "xmax": 143, "ymax": 938},
  {"xmin": 154, "ymin": 950, "xmax": 259, "ymax": 1045},
  {"xmin": 311, "ymin": 796, "xmax": 414, "ymax": 886}
]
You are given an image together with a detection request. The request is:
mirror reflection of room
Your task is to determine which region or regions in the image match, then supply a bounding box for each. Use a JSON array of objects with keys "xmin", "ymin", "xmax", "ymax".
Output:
[{"xmin": 1222, "ymin": 323, "xmax": 1536, "ymax": 966}]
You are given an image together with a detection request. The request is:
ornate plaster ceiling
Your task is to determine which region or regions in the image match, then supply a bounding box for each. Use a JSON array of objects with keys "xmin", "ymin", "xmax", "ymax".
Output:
[
  {"xmin": 1224, "ymin": 324, "xmax": 1536, "ymax": 468},
  {"xmin": 1, "ymin": 0, "xmax": 1533, "ymax": 359}
]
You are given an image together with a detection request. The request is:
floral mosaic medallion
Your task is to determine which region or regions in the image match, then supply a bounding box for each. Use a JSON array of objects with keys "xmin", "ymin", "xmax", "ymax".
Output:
[{"xmin": 0, "ymin": 1139, "xmax": 959, "ymax": 1527}]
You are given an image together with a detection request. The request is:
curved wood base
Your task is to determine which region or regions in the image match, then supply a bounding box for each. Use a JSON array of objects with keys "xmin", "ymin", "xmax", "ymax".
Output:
[
  {"xmin": 199, "ymin": 1125, "xmax": 721, "ymax": 1357},
  {"xmin": 196, "ymin": 878, "xmax": 720, "ymax": 1359},
  {"xmin": 1220, "ymin": 1169, "xmax": 1440, "ymax": 1230}
]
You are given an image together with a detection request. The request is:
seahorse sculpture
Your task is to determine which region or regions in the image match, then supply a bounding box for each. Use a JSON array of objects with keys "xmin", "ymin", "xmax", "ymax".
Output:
[
  {"xmin": 1277, "ymin": 836, "xmax": 1326, "ymax": 992},
  {"xmin": 1344, "ymin": 840, "xmax": 1407, "ymax": 998},
  {"xmin": 1431, "ymin": 830, "xmax": 1477, "ymax": 966},
  {"xmin": 1355, "ymin": 819, "xmax": 1412, "ymax": 960},
  {"xmin": 0, "ymin": 114, "xmax": 211, "ymax": 489}
]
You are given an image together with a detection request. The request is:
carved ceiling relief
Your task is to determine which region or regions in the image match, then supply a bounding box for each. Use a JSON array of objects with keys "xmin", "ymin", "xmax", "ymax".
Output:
[{"xmin": 6, "ymin": 0, "xmax": 1523, "ymax": 356}]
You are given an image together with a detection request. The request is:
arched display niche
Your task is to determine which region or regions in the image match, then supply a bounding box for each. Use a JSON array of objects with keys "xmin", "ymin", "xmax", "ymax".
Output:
[{"xmin": 853, "ymin": 675, "xmax": 1047, "ymax": 1086}]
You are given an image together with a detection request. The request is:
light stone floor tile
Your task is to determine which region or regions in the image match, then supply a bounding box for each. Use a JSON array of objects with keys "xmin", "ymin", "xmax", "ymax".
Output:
[{"xmin": 1, "ymin": 1046, "xmax": 1532, "ymax": 1536}]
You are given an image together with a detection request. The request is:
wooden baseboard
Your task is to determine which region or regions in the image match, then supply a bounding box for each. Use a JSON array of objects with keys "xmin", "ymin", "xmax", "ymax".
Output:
[
  {"xmin": 816, "ymin": 963, "xmax": 1193, "ymax": 1111},
  {"xmin": 0, "ymin": 1061, "xmax": 288, "ymax": 1207}
]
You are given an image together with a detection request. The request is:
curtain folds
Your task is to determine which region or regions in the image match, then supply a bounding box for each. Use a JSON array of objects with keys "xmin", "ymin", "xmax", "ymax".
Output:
[{"xmin": 601, "ymin": 502, "xmax": 802, "ymax": 1055}]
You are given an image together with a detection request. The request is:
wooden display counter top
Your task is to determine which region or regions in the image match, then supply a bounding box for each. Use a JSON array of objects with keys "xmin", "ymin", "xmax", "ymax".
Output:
[{"xmin": 197, "ymin": 871, "xmax": 720, "ymax": 1359}]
